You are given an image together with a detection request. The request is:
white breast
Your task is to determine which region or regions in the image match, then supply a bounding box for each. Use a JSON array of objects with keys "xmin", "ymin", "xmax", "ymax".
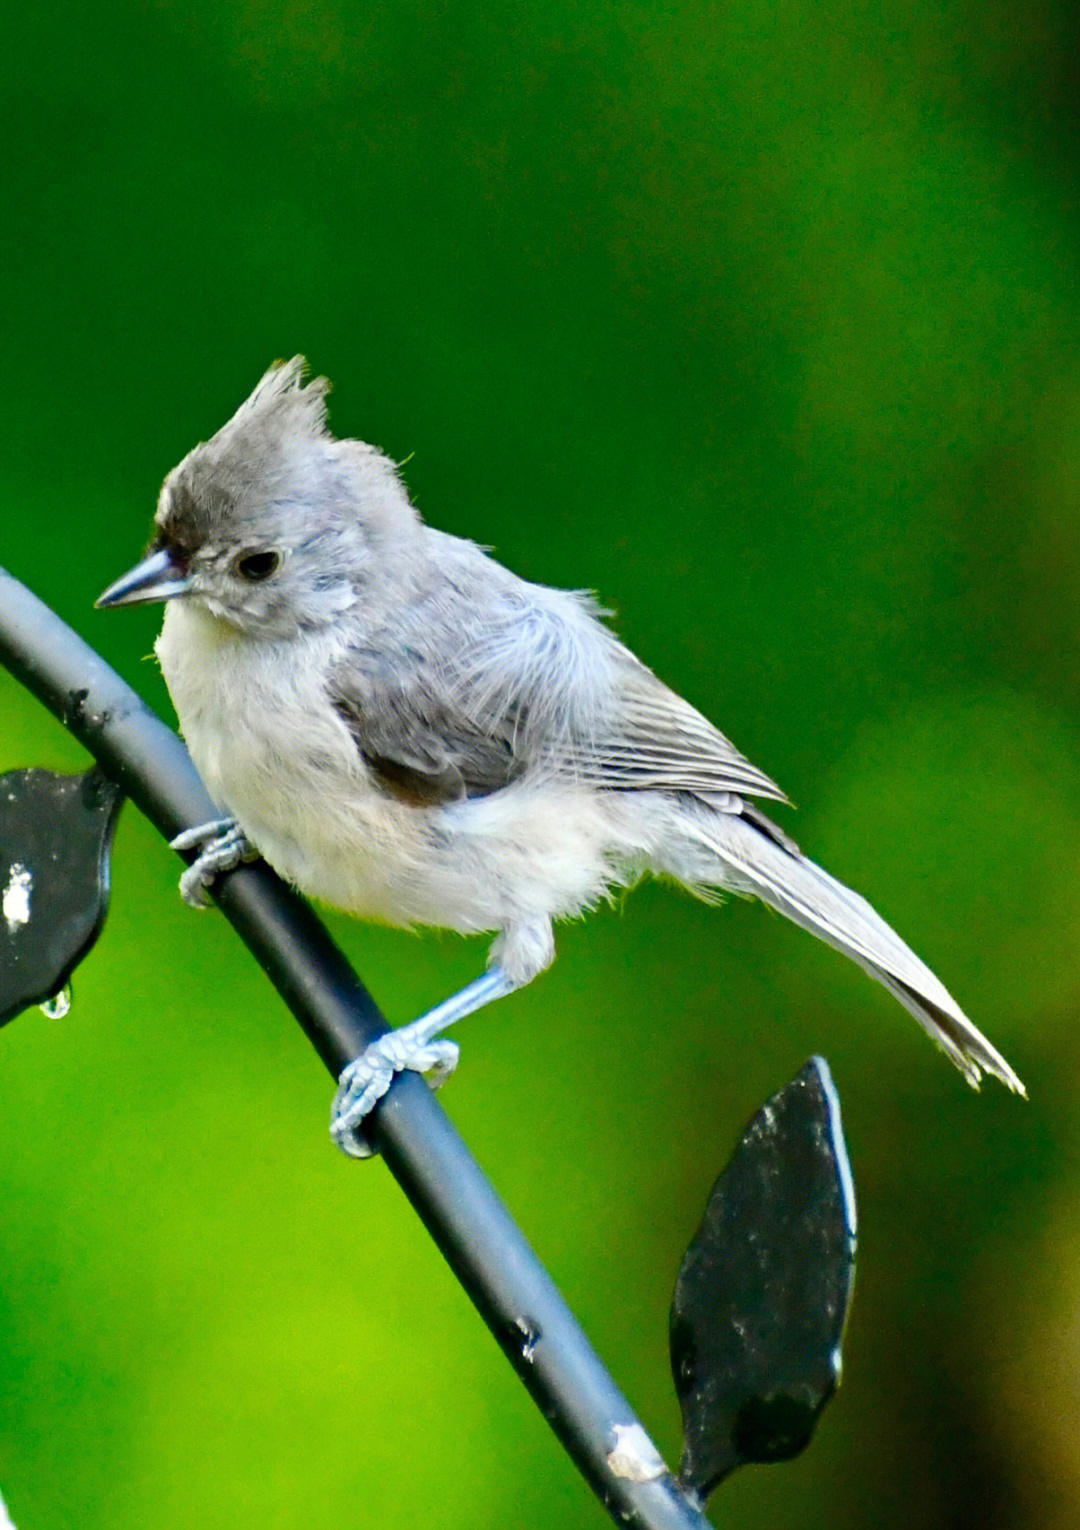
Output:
[{"xmin": 156, "ymin": 603, "xmax": 410, "ymax": 912}]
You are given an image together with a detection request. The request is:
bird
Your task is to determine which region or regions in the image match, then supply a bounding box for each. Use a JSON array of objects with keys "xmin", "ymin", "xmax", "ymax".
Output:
[{"xmin": 97, "ymin": 357, "xmax": 1024, "ymax": 1154}]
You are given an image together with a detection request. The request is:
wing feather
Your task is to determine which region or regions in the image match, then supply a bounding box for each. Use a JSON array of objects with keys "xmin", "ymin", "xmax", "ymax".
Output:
[
  {"xmin": 546, "ymin": 657, "xmax": 788, "ymax": 803},
  {"xmin": 326, "ymin": 565, "xmax": 786, "ymax": 809}
]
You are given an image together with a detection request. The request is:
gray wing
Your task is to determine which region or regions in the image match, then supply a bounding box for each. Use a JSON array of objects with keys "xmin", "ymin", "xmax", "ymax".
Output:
[
  {"xmin": 327, "ymin": 563, "xmax": 787, "ymax": 808},
  {"xmin": 555, "ymin": 653, "xmax": 789, "ymax": 804},
  {"xmin": 328, "ymin": 648, "xmax": 528, "ymax": 805}
]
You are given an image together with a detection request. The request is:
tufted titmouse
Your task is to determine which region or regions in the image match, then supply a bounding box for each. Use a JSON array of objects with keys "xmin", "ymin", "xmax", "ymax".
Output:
[{"xmin": 98, "ymin": 358, "xmax": 1023, "ymax": 1154}]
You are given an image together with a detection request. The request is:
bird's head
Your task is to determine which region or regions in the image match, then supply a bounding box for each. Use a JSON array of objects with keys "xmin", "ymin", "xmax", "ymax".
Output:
[{"xmin": 97, "ymin": 357, "xmax": 419, "ymax": 637}]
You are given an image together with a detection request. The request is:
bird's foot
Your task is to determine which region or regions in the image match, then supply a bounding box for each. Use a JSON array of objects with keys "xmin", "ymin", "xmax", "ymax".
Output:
[
  {"xmin": 331, "ymin": 966, "xmax": 515, "ymax": 1159},
  {"xmin": 170, "ymin": 816, "xmax": 258, "ymax": 907},
  {"xmin": 331, "ymin": 1030, "xmax": 461, "ymax": 1159}
]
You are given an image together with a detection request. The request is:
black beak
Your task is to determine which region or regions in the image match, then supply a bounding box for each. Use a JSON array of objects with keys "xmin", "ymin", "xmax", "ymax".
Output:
[{"xmin": 96, "ymin": 547, "xmax": 193, "ymax": 609}]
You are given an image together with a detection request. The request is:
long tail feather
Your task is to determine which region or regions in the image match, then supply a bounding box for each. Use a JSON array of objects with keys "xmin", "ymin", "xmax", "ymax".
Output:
[{"xmin": 676, "ymin": 807, "xmax": 1024, "ymax": 1095}]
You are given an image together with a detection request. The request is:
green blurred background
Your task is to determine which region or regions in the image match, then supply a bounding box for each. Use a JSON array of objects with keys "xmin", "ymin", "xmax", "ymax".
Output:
[{"xmin": 2, "ymin": 1, "xmax": 1079, "ymax": 1525}]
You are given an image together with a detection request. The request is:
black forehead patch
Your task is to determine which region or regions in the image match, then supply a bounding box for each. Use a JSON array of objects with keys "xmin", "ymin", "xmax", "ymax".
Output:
[
  {"xmin": 155, "ymin": 481, "xmax": 208, "ymax": 556},
  {"xmin": 155, "ymin": 476, "xmax": 235, "ymax": 557}
]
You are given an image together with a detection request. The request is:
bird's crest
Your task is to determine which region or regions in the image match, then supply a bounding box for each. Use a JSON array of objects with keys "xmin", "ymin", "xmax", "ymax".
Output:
[{"xmin": 227, "ymin": 355, "xmax": 331, "ymax": 439}]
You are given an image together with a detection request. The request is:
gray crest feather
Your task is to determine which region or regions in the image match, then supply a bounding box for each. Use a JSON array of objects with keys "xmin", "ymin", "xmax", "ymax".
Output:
[{"xmin": 226, "ymin": 355, "xmax": 330, "ymax": 437}]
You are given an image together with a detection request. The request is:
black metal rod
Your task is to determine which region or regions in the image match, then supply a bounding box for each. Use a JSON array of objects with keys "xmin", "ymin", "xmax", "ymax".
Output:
[{"xmin": 0, "ymin": 565, "xmax": 713, "ymax": 1530}]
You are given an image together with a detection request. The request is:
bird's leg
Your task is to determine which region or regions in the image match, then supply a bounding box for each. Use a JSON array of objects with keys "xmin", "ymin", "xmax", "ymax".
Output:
[
  {"xmin": 170, "ymin": 816, "xmax": 259, "ymax": 908},
  {"xmin": 331, "ymin": 965, "xmax": 517, "ymax": 1158}
]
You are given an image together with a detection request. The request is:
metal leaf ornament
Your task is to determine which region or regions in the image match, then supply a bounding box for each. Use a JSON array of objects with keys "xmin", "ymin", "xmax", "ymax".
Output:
[
  {"xmin": 0, "ymin": 767, "xmax": 123, "ymax": 1026},
  {"xmin": 670, "ymin": 1056, "xmax": 857, "ymax": 1500}
]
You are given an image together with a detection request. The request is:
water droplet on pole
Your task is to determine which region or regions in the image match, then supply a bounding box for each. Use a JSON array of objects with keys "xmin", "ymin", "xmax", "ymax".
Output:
[{"xmin": 39, "ymin": 983, "xmax": 72, "ymax": 1019}]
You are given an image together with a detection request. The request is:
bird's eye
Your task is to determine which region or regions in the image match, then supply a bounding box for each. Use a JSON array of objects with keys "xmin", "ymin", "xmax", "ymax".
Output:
[{"xmin": 234, "ymin": 549, "xmax": 281, "ymax": 582}]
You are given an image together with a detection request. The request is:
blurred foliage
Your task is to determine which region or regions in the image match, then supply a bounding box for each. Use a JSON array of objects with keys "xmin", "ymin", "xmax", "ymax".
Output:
[{"xmin": 2, "ymin": 1, "xmax": 1079, "ymax": 1526}]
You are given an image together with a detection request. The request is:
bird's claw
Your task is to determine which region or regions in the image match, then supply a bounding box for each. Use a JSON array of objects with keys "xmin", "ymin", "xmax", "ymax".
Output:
[
  {"xmin": 170, "ymin": 816, "xmax": 257, "ymax": 907},
  {"xmin": 331, "ymin": 1033, "xmax": 461, "ymax": 1159},
  {"xmin": 329, "ymin": 967, "xmax": 512, "ymax": 1159}
]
